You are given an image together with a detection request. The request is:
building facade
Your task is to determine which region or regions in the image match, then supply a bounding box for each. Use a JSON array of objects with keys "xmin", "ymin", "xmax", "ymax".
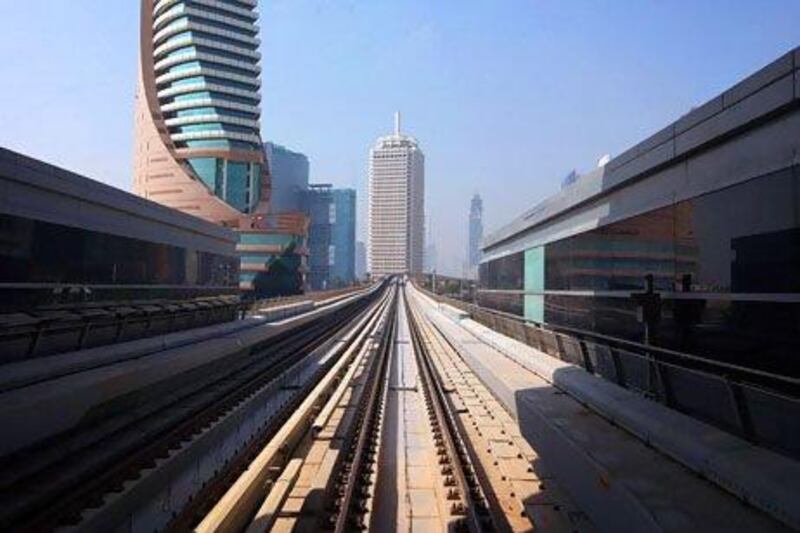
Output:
[
  {"xmin": 303, "ymin": 184, "xmax": 333, "ymax": 290},
  {"xmin": 264, "ymin": 141, "xmax": 309, "ymax": 213},
  {"xmin": 424, "ymin": 242, "xmax": 437, "ymax": 274},
  {"xmin": 479, "ymin": 48, "xmax": 800, "ymax": 375},
  {"xmin": 355, "ymin": 240, "xmax": 367, "ymax": 280},
  {"xmin": 302, "ymin": 185, "xmax": 356, "ymax": 289},
  {"xmin": 368, "ymin": 113, "xmax": 425, "ymax": 276},
  {"xmin": 330, "ymin": 189, "xmax": 356, "ymax": 286},
  {"xmin": 133, "ymin": 0, "xmax": 306, "ymax": 294},
  {"xmin": 467, "ymin": 194, "xmax": 483, "ymax": 277},
  {"xmin": 0, "ymin": 147, "xmax": 240, "ymax": 310}
]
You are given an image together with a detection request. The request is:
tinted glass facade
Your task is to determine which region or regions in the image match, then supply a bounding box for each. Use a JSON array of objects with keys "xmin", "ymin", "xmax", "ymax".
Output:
[
  {"xmin": 302, "ymin": 186, "xmax": 356, "ymax": 290},
  {"xmin": 0, "ymin": 213, "xmax": 239, "ymax": 287},
  {"xmin": 265, "ymin": 142, "xmax": 310, "ymax": 213},
  {"xmin": 479, "ymin": 167, "xmax": 800, "ymax": 374},
  {"xmin": 330, "ymin": 189, "xmax": 356, "ymax": 286},
  {"xmin": 303, "ymin": 186, "xmax": 333, "ymax": 290}
]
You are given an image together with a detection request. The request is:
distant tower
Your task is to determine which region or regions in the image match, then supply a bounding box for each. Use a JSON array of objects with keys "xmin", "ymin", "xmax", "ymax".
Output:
[
  {"xmin": 368, "ymin": 113, "xmax": 425, "ymax": 276},
  {"xmin": 355, "ymin": 240, "xmax": 367, "ymax": 279},
  {"xmin": 424, "ymin": 214, "xmax": 437, "ymax": 273},
  {"xmin": 468, "ymin": 194, "xmax": 483, "ymax": 276}
]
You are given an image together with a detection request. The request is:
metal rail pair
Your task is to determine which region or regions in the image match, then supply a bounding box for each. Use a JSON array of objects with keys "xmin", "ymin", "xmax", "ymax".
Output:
[{"xmin": 0, "ymin": 291, "xmax": 379, "ymax": 532}]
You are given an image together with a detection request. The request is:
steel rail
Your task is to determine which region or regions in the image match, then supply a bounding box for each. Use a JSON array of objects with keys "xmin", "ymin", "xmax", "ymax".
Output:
[
  {"xmin": 403, "ymin": 288, "xmax": 488, "ymax": 533},
  {"xmin": 2, "ymin": 287, "xmax": 383, "ymax": 531},
  {"xmin": 333, "ymin": 286, "xmax": 397, "ymax": 532},
  {"xmin": 356, "ymin": 301, "xmax": 394, "ymax": 530},
  {"xmin": 408, "ymin": 291, "xmax": 539, "ymax": 532},
  {"xmin": 192, "ymin": 286, "xmax": 395, "ymax": 533}
]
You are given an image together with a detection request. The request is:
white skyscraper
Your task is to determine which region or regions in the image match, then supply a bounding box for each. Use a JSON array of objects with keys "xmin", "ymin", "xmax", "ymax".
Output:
[{"xmin": 368, "ymin": 113, "xmax": 425, "ymax": 276}]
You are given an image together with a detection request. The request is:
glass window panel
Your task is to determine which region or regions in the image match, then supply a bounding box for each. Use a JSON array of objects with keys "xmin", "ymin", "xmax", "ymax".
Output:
[
  {"xmin": 225, "ymin": 161, "xmax": 249, "ymax": 212},
  {"xmin": 188, "ymin": 157, "xmax": 218, "ymax": 189},
  {"xmin": 0, "ymin": 214, "xmax": 238, "ymax": 289}
]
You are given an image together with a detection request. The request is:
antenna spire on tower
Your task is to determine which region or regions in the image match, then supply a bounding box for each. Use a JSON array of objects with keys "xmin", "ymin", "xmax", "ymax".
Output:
[{"xmin": 394, "ymin": 111, "xmax": 401, "ymax": 136}]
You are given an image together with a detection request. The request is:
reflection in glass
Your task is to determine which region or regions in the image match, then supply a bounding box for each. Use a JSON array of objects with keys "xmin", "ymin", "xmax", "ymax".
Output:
[
  {"xmin": 480, "ymin": 167, "xmax": 800, "ymax": 374},
  {"xmin": 0, "ymin": 213, "xmax": 239, "ymax": 288}
]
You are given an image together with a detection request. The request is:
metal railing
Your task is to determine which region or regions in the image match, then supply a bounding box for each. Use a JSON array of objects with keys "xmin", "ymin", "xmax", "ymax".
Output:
[
  {"xmin": 0, "ymin": 296, "xmax": 244, "ymax": 362},
  {"xmin": 425, "ymin": 290, "xmax": 800, "ymax": 461},
  {"xmin": 246, "ymin": 285, "xmax": 364, "ymax": 312}
]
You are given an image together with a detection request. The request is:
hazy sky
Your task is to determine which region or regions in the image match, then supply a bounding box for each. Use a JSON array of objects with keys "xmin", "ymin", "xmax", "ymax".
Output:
[{"xmin": 0, "ymin": 1, "xmax": 798, "ymax": 275}]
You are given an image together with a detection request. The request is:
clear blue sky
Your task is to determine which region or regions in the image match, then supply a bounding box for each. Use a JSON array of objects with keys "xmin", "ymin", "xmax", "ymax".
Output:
[{"xmin": 0, "ymin": 1, "xmax": 798, "ymax": 275}]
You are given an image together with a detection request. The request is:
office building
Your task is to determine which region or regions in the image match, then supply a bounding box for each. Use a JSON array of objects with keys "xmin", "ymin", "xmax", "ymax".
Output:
[
  {"xmin": 237, "ymin": 214, "xmax": 308, "ymax": 296},
  {"xmin": 132, "ymin": 0, "xmax": 306, "ymax": 294},
  {"xmin": 264, "ymin": 142, "xmax": 309, "ymax": 213},
  {"xmin": 330, "ymin": 189, "xmax": 356, "ymax": 286},
  {"xmin": 0, "ymin": 147, "xmax": 239, "ymax": 310},
  {"xmin": 479, "ymin": 49, "xmax": 800, "ymax": 374},
  {"xmin": 467, "ymin": 194, "xmax": 483, "ymax": 277},
  {"xmin": 368, "ymin": 113, "xmax": 425, "ymax": 276},
  {"xmin": 302, "ymin": 184, "xmax": 333, "ymax": 290},
  {"xmin": 355, "ymin": 240, "xmax": 367, "ymax": 280},
  {"xmin": 302, "ymin": 185, "xmax": 356, "ymax": 289}
]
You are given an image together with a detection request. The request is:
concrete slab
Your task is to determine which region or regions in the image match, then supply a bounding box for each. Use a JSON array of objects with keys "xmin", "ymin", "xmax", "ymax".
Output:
[
  {"xmin": 408, "ymin": 488, "xmax": 440, "ymax": 517},
  {"xmin": 373, "ymin": 295, "xmax": 449, "ymax": 531},
  {"xmin": 406, "ymin": 466, "xmax": 435, "ymax": 489},
  {"xmin": 499, "ymin": 459, "xmax": 538, "ymax": 481}
]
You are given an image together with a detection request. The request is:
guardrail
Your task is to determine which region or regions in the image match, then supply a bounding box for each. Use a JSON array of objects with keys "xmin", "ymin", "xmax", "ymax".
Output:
[
  {"xmin": 0, "ymin": 297, "xmax": 245, "ymax": 362},
  {"xmin": 423, "ymin": 289, "xmax": 800, "ymax": 461},
  {"xmin": 246, "ymin": 285, "xmax": 367, "ymax": 312}
]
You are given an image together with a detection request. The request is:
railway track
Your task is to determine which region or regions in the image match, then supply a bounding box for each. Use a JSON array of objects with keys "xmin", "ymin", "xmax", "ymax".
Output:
[
  {"xmin": 405, "ymin": 286, "xmax": 587, "ymax": 531},
  {"xmin": 194, "ymin": 279, "xmax": 584, "ymax": 532},
  {"xmin": 0, "ymin": 278, "xmax": 587, "ymax": 531},
  {"xmin": 0, "ymin": 283, "xmax": 387, "ymax": 532},
  {"xmin": 194, "ymin": 282, "xmax": 398, "ymax": 532}
]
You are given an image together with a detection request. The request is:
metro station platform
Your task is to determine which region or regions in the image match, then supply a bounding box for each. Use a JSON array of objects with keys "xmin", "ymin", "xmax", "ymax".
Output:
[{"xmin": 408, "ymin": 285, "xmax": 800, "ymax": 532}]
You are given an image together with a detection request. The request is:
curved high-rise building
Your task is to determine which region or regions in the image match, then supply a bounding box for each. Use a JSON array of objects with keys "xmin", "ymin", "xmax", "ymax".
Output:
[{"xmin": 134, "ymin": 0, "xmax": 308, "ymax": 292}]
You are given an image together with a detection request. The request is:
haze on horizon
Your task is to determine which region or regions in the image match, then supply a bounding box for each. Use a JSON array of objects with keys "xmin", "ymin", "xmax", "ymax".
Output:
[{"xmin": 1, "ymin": 1, "xmax": 798, "ymax": 276}]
